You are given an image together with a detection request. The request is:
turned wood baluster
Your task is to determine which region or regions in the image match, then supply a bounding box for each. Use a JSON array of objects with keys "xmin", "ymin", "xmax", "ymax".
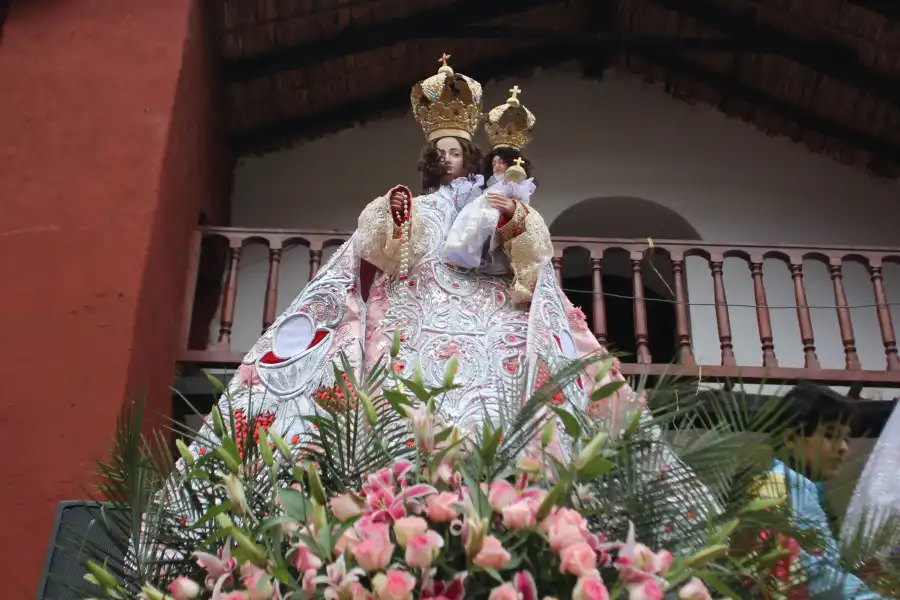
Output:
[
  {"xmin": 631, "ymin": 250, "xmax": 651, "ymax": 363},
  {"xmin": 709, "ymin": 255, "xmax": 736, "ymax": 366},
  {"xmin": 671, "ymin": 252, "xmax": 695, "ymax": 365},
  {"xmin": 552, "ymin": 254, "xmax": 563, "ymax": 286},
  {"xmin": 829, "ymin": 257, "xmax": 860, "ymax": 369},
  {"xmin": 590, "ymin": 254, "xmax": 608, "ymax": 345},
  {"xmin": 261, "ymin": 241, "xmax": 283, "ymax": 333},
  {"xmin": 749, "ymin": 255, "xmax": 778, "ymax": 367},
  {"xmin": 216, "ymin": 238, "xmax": 243, "ymax": 350},
  {"xmin": 789, "ymin": 257, "xmax": 820, "ymax": 369},
  {"xmin": 869, "ymin": 258, "xmax": 899, "ymax": 370},
  {"xmin": 309, "ymin": 245, "xmax": 323, "ymax": 280}
]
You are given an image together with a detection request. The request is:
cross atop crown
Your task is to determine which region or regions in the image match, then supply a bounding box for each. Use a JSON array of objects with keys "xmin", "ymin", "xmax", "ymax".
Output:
[
  {"xmin": 509, "ymin": 85, "xmax": 521, "ymax": 100},
  {"xmin": 437, "ymin": 52, "xmax": 454, "ymax": 75}
]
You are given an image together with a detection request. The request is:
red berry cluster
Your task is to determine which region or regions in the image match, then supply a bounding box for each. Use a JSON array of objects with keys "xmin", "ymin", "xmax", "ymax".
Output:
[
  {"xmin": 233, "ymin": 408, "xmax": 276, "ymax": 458},
  {"xmin": 313, "ymin": 372, "xmax": 359, "ymax": 414},
  {"xmin": 533, "ymin": 362, "xmax": 566, "ymax": 406}
]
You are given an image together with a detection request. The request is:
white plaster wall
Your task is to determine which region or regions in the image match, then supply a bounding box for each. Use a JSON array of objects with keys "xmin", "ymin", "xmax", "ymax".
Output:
[{"xmin": 224, "ymin": 67, "xmax": 900, "ymax": 399}]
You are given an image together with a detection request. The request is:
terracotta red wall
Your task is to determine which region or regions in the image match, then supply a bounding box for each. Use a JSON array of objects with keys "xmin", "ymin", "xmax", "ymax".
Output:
[{"xmin": 0, "ymin": 1, "xmax": 230, "ymax": 595}]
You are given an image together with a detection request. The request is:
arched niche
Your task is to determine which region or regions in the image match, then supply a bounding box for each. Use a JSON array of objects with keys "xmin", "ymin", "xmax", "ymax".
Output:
[{"xmin": 550, "ymin": 197, "xmax": 702, "ymax": 364}]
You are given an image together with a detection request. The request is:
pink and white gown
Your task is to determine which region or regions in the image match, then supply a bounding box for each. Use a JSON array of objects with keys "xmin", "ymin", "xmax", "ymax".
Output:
[{"xmin": 191, "ymin": 176, "xmax": 644, "ymax": 455}]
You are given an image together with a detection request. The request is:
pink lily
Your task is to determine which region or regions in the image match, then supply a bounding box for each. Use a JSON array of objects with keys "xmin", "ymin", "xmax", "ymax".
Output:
[
  {"xmin": 192, "ymin": 545, "xmax": 237, "ymax": 591},
  {"xmin": 421, "ymin": 572, "xmax": 467, "ymax": 600},
  {"xmin": 513, "ymin": 571, "xmax": 538, "ymax": 600},
  {"xmin": 313, "ymin": 555, "xmax": 366, "ymax": 600}
]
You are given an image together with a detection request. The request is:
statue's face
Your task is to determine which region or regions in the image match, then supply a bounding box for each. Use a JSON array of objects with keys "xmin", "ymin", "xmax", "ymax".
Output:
[
  {"xmin": 491, "ymin": 154, "xmax": 509, "ymax": 177},
  {"xmin": 436, "ymin": 137, "xmax": 465, "ymax": 180}
]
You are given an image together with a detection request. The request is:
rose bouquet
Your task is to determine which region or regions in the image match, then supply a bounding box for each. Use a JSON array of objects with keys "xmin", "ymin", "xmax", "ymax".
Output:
[{"xmin": 60, "ymin": 347, "xmax": 815, "ymax": 600}]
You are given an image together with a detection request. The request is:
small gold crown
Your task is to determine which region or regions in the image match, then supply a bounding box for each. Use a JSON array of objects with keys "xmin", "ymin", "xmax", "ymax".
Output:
[
  {"xmin": 485, "ymin": 85, "xmax": 536, "ymax": 151},
  {"xmin": 410, "ymin": 53, "xmax": 483, "ymax": 142}
]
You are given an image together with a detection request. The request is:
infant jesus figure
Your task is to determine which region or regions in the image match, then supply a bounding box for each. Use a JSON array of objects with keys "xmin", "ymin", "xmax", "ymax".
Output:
[{"xmin": 443, "ymin": 155, "xmax": 536, "ymax": 269}]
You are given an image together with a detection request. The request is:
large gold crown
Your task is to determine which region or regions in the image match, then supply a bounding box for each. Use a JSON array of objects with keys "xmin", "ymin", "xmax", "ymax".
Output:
[
  {"xmin": 411, "ymin": 54, "xmax": 483, "ymax": 142},
  {"xmin": 485, "ymin": 85, "xmax": 536, "ymax": 151}
]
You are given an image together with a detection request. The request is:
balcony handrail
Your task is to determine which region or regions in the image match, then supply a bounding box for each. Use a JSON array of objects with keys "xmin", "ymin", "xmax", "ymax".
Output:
[
  {"xmin": 195, "ymin": 226, "xmax": 900, "ymax": 256},
  {"xmin": 181, "ymin": 226, "xmax": 900, "ymax": 388}
]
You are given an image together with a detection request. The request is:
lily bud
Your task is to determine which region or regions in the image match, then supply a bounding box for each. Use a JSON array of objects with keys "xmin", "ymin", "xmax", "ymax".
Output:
[
  {"xmin": 216, "ymin": 446, "xmax": 241, "ymax": 474},
  {"xmin": 307, "ymin": 464, "xmax": 328, "ymax": 505},
  {"xmin": 358, "ymin": 390, "xmax": 378, "ymax": 425},
  {"xmin": 222, "ymin": 473, "xmax": 250, "ymax": 516},
  {"xmin": 413, "ymin": 360, "xmax": 425, "ymax": 386},
  {"xmin": 176, "ymin": 439, "xmax": 195, "ymax": 466},
  {"xmin": 211, "ymin": 406, "xmax": 225, "ymax": 438},
  {"xmin": 443, "ymin": 354, "xmax": 458, "ymax": 387},
  {"xmin": 258, "ymin": 431, "xmax": 274, "ymax": 466},
  {"xmin": 268, "ymin": 429, "xmax": 294, "ymax": 461},
  {"xmin": 139, "ymin": 584, "xmax": 167, "ymax": 600},
  {"xmin": 312, "ymin": 499, "xmax": 328, "ymax": 531},
  {"xmin": 391, "ymin": 329, "xmax": 401, "ymax": 358},
  {"xmin": 465, "ymin": 517, "xmax": 489, "ymax": 558},
  {"xmin": 574, "ymin": 431, "xmax": 608, "ymax": 470},
  {"xmin": 541, "ymin": 419, "xmax": 556, "ymax": 448},
  {"xmin": 85, "ymin": 560, "xmax": 119, "ymax": 590}
]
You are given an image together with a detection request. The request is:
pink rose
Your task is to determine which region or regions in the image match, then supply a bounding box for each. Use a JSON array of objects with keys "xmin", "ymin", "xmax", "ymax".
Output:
[
  {"xmin": 292, "ymin": 543, "xmax": 323, "ymax": 572},
  {"xmin": 426, "ymin": 492, "xmax": 460, "ymax": 523},
  {"xmin": 542, "ymin": 508, "xmax": 587, "ymax": 532},
  {"xmin": 488, "ymin": 583, "xmax": 518, "ymax": 600},
  {"xmin": 488, "ymin": 481, "xmax": 518, "ymax": 512},
  {"xmin": 677, "ymin": 578, "xmax": 712, "ymax": 600},
  {"xmin": 473, "ymin": 536, "xmax": 511, "ymax": 570},
  {"xmin": 372, "ymin": 569, "xmax": 416, "ymax": 600},
  {"xmin": 352, "ymin": 537, "xmax": 395, "ymax": 572},
  {"xmin": 572, "ymin": 575, "xmax": 610, "ymax": 600},
  {"xmin": 358, "ymin": 520, "xmax": 392, "ymax": 542},
  {"xmin": 627, "ymin": 580, "xmax": 664, "ymax": 600},
  {"xmin": 393, "ymin": 516, "xmax": 428, "ymax": 548},
  {"xmin": 168, "ymin": 577, "xmax": 200, "ymax": 600},
  {"xmin": 548, "ymin": 522, "xmax": 585, "ymax": 553},
  {"xmin": 619, "ymin": 543, "xmax": 671, "ymax": 583},
  {"xmin": 330, "ymin": 493, "xmax": 363, "ymax": 522},
  {"xmin": 559, "ymin": 542, "xmax": 598, "ymax": 577},
  {"xmin": 501, "ymin": 501, "xmax": 536, "ymax": 530},
  {"xmin": 334, "ymin": 528, "xmax": 361, "ymax": 556},
  {"xmin": 405, "ymin": 530, "xmax": 444, "ymax": 569}
]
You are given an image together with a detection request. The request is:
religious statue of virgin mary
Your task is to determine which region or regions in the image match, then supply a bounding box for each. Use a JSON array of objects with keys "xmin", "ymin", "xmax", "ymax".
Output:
[{"xmin": 188, "ymin": 56, "xmax": 647, "ymax": 458}]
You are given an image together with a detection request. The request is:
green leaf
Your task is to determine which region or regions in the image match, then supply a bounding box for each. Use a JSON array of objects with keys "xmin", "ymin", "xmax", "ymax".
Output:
[
  {"xmin": 708, "ymin": 518, "xmax": 740, "ymax": 546},
  {"xmin": 589, "ymin": 380, "xmax": 625, "ymax": 403},
  {"xmin": 552, "ymin": 406, "xmax": 581, "ymax": 439},
  {"xmin": 190, "ymin": 501, "xmax": 233, "ymax": 530},
  {"xmin": 384, "ymin": 388, "xmax": 412, "ymax": 416},
  {"xmin": 481, "ymin": 425, "xmax": 503, "ymax": 468},
  {"xmin": 536, "ymin": 476, "xmax": 571, "ymax": 522},
  {"xmin": 593, "ymin": 357, "xmax": 614, "ymax": 383},
  {"xmin": 482, "ymin": 568, "xmax": 504, "ymax": 583},
  {"xmin": 398, "ymin": 377, "xmax": 430, "ymax": 403},
  {"xmin": 576, "ymin": 456, "xmax": 615, "ymax": 479},
  {"xmin": 740, "ymin": 497, "xmax": 785, "ymax": 514},
  {"xmin": 278, "ymin": 487, "xmax": 313, "ymax": 523}
]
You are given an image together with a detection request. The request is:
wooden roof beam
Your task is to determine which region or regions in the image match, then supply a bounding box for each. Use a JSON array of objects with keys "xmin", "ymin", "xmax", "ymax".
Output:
[
  {"xmin": 231, "ymin": 44, "xmax": 581, "ymax": 153},
  {"xmin": 643, "ymin": 0, "xmax": 900, "ymax": 104},
  {"xmin": 222, "ymin": 0, "xmax": 562, "ymax": 83},
  {"xmin": 630, "ymin": 47, "xmax": 900, "ymax": 164}
]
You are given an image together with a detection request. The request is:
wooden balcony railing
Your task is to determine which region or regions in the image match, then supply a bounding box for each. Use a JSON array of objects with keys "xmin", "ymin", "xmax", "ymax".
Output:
[{"xmin": 179, "ymin": 227, "xmax": 900, "ymax": 388}]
